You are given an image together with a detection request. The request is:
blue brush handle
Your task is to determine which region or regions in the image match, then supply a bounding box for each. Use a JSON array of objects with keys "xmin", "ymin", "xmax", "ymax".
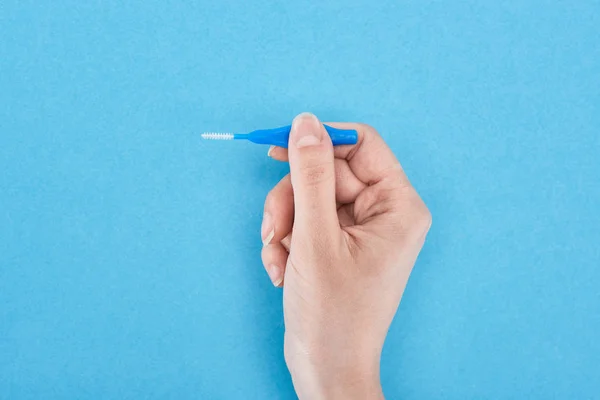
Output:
[{"xmin": 245, "ymin": 125, "xmax": 358, "ymax": 148}]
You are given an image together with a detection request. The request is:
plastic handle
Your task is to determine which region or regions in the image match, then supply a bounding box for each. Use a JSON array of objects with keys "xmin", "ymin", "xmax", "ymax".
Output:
[
  {"xmin": 324, "ymin": 125, "xmax": 358, "ymax": 146},
  {"xmin": 248, "ymin": 125, "xmax": 358, "ymax": 148}
]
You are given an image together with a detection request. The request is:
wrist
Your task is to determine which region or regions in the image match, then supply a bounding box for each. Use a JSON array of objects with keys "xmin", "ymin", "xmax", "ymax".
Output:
[
  {"xmin": 317, "ymin": 366, "xmax": 384, "ymax": 400},
  {"xmin": 286, "ymin": 341, "xmax": 384, "ymax": 400},
  {"xmin": 294, "ymin": 363, "xmax": 383, "ymax": 400}
]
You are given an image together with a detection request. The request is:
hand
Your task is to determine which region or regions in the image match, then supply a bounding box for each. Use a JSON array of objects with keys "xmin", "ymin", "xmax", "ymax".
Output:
[{"xmin": 261, "ymin": 113, "xmax": 431, "ymax": 399}]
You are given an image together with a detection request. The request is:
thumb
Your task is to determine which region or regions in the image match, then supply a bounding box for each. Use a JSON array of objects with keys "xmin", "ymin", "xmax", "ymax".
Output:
[{"xmin": 288, "ymin": 112, "xmax": 339, "ymax": 240}]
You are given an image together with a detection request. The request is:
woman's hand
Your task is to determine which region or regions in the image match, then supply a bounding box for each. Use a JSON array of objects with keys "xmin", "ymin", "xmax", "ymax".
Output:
[{"xmin": 261, "ymin": 113, "xmax": 431, "ymax": 399}]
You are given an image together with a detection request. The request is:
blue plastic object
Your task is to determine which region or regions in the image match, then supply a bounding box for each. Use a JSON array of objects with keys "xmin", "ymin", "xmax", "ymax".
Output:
[{"xmin": 236, "ymin": 125, "xmax": 358, "ymax": 148}]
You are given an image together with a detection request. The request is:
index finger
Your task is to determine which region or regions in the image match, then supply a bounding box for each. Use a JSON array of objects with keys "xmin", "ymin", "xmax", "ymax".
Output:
[{"xmin": 326, "ymin": 122, "xmax": 410, "ymax": 186}]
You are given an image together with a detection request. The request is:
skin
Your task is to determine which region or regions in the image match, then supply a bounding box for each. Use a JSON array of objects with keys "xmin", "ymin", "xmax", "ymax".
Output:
[{"xmin": 261, "ymin": 113, "xmax": 431, "ymax": 399}]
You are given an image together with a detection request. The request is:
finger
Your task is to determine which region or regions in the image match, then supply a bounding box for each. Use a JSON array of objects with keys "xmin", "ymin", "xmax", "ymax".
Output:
[
  {"xmin": 268, "ymin": 123, "xmax": 402, "ymax": 185},
  {"xmin": 334, "ymin": 158, "xmax": 366, "ymax": 204},
  {"xmin": 261, "ymin": 243, "xmax": 288, "ymax": 287},
  {"xmin": 281, "ymin": 232, "xmax": 292, "ymax": 252},
  {"xmin": 267, "ymin": 146, "xmax": 289, "ymax": 162},
  {"xmin": 268, "ymin": 152, "xmax": 364, "ymax": 204},
  {"xmin": 337, "ymin": 203, "xmax": 355, "ymax": 228},
  {"xmin": 262, "ymin": 174, "xmax": 294, "ymax": 246},
  {"xmin": 288, "ymin": 113, "xmax": 339, "ymax": 239},
  {"xmin": 326, "ymin": 122, "xmax": 410, "ymax": 187}
]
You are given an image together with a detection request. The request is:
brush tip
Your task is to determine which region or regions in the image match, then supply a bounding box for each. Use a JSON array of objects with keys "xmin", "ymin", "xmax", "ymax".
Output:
[{"xmin": 201, "ymin": 132, "xmax": 234, "ymax": 140}]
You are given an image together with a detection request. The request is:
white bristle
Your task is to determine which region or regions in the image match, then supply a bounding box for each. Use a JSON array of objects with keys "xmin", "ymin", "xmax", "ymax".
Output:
[{"xmin": 201, "ymin": 132, "xmax": 234, "ymax": 140}]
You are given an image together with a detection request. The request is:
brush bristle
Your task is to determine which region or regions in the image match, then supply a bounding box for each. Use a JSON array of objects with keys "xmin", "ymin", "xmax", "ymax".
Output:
[{"xmin": 201, "ymin": 132, "xmax": 234, "ymax": 140}]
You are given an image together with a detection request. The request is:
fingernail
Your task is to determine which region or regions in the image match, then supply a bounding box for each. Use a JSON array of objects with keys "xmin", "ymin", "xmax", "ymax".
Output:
[
  {"xmin": 261, "ymin": 212, "xmax": 274, "ymax": 246},
  {"xmin": 267, "ymin": 145, "xmax": 275, "ymax": 157},
  {"xmin": 291, "ymin": 112, "xmax": 323, "ymax": 148},
  {"xmin": 268, "ymin": 264, "xmax": 283, "ymax": 287}
]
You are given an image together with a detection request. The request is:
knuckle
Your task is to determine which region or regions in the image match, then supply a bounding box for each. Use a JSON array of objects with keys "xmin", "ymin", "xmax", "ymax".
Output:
[
  {"xmin": 264, "ymin": 188, "xmax": 277, "ymax": 211},
  {"xmin": 260, "ymin": 245, "xmax": 270, "ymax": 265},
  {"xmin": 264, "ymin": 176, "xmax": 289, "ymax": 211},
  {"xmin": 406, "ymin": 193, "xmax": 432, "ymax": 236},
  {"xmin": 261, "ymin": 243, "xmax": 284, "ymax": 270},
  {"xmin": 357, "ymin": 123, "xmax": 379, "ymax": 137},
  {"xmin": 416, "ymin": 203, "xmax": 432, "ymax": 234},
  {"xmin": 298, "ymin": 161, "xmax": 333, "ymax": 187},
  {"xmin": 387, "ymin": 187, "xmax": 431, "ymax": 239}
]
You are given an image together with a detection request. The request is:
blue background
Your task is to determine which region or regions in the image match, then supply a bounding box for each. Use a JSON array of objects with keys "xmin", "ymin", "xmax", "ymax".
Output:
[{"xmin": 1, "ymin": 1, "xmax": 599, "ymax": 398}]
